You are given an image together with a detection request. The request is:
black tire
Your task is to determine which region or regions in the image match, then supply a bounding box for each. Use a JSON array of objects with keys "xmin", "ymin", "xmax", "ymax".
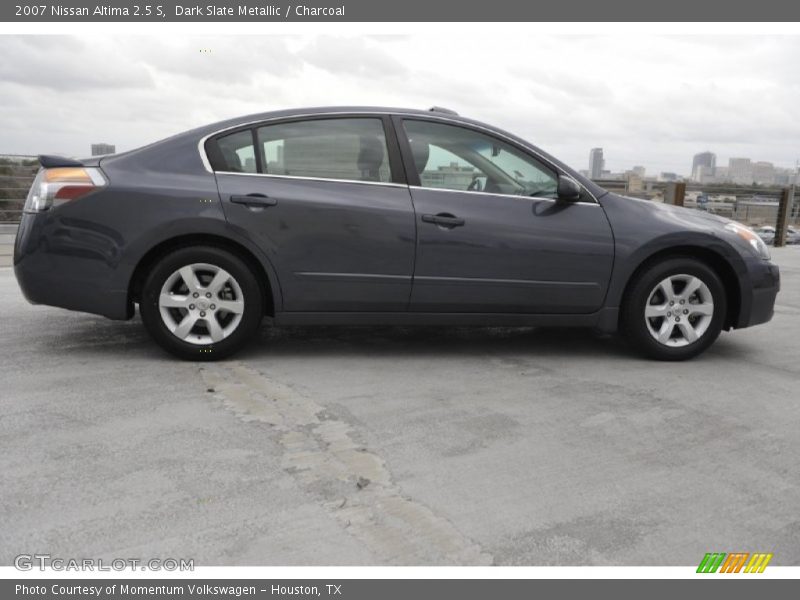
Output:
[
  {"xmin": 140, "ymin": 246, "xmax": 263, "ymax": 361},
  {"xmin": 621, "ymin": 257, "xmax": 727, "ymax": 361}
]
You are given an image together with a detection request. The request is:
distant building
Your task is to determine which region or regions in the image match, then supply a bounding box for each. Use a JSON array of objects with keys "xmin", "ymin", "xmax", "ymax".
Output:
[
  {"xmin": 693, "ymin": 165, "xmax": 716, "ymax": 184},
  {"xmin": 91, "ymin": 143, "xmax": 115, "ymax": 156},
  {"xmin": 728, "ymin": 158, "xmax": 753, "ymax": 185},
  {"xmin": 631, "ymin": 165, "xmax": 646, "ymax": 178},
  {"xmin": 421, "ymin": 162, "xmax": 476, "ymax": 190},
  {"xmin": 588, "ymin": 148, "xmax": 604, "ymax": 180},
  {"xmin": 691, "ymin": 151, "xmax": 716, "ymax": 181},
  {"xmin": 659, "ymin": 172, "xmax": 680, "ymax": 182},
  {"xmin": 752, "ymin": 161, "xmax": 775, "ymax": 185},
  {"xmin": 626, "ymin": 173, "xmax": 644, "ymax": 192},
  {"xmin": 773, "ymin": 167, "xmax": 799, "ymax": 186}
]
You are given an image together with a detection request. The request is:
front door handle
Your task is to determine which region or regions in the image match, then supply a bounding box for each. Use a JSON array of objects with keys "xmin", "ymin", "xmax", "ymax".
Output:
[
  {"xmin": 421, "ymin": 213, "xmax": 465, "ymax": 228},
  {"xmin": 230, "ymin": 193, "xmax": 277, "ymax": 207}
]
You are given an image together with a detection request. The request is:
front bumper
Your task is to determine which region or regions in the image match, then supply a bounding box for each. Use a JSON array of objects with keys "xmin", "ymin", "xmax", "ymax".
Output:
[
  {"xmin": 14, "ymin": 212, "xmax": 133, "ymax": 320},
  {"xmin": 737, "ymin": 258, "xmax": 780, "ymax": 329}
]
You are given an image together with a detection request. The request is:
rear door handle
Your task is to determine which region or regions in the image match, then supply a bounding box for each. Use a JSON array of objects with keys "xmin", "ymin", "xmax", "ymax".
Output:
[
  {"xmin": 230, "ymin": 194, "xmax": 277, "ymax": 207},
  {"xmin": 421, "ymin": 213, "xmax": 465, "ymax": 228}
]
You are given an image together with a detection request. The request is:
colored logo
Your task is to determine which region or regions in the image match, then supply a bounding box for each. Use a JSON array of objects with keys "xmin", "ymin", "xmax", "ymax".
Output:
[{"xmin": 697, "ymin": 552, "xmax": 773, "ymax": 573}]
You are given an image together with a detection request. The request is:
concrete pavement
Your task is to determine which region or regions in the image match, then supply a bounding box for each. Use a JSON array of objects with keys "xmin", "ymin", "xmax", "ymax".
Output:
[
  {"xmin": 1, "ymin": 247, "xmax": 799, "ymax": 566},
  {"xmin": 0, "ymin": 224, "xmax": 16, "ymax": 267}
]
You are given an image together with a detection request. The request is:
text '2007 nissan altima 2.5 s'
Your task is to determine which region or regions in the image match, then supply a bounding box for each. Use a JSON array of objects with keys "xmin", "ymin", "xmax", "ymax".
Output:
[{"xmin": 14, "ymin": 106, "xmax": 780, "ymax": 361}]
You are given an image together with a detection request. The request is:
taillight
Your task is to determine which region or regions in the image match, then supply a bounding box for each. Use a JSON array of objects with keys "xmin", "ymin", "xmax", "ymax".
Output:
[{"xmin": 24, "ymin": 167, "xmax": 107, "ymax": 212}]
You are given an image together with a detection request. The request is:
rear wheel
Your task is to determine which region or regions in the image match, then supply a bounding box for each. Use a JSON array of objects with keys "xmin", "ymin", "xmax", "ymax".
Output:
[
  {"xmin": 621, "ymin": 257, "xmax": 727, "ymax": 361},
  {"xmin": 140, "ymin": 246, "xmax": 263, "ymax": 360}
]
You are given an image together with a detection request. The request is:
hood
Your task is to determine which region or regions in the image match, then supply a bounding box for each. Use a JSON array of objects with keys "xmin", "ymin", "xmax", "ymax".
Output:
[{"xmin": 612, "ymin": 194, "xmax": 734, "ymax": 231}]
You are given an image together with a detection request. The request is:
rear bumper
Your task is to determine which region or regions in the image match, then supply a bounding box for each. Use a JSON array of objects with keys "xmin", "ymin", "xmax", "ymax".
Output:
[
  {"xmin": 14, "ymin": 212, "xmax": 133, "ymax": 320},
  {"xmin": 737, "ymin": 258, "xmax": 779, "ymax": 329}
]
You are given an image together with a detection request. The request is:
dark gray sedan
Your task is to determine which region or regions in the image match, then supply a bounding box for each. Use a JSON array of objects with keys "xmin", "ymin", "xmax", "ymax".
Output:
[{"xmin": 14, "ymin": 106, "xmax": 779, "ymax": 360}]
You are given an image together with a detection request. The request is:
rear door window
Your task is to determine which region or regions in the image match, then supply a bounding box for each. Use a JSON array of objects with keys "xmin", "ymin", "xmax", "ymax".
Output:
[{"xmin": 256, "ymin": 118, "xmax": 392, "ymax": 183}]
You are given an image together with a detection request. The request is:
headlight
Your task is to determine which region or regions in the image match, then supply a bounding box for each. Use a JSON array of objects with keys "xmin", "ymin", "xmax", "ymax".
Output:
[{"xmin": 724, "ymin": 222, "xmax": 771, "ymax": 260}]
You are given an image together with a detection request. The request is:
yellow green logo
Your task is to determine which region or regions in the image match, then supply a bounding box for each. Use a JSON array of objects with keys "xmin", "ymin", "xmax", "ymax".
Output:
[{"xmin": 697, "ymin": 552, "xmax": 773, "ymax": 573}]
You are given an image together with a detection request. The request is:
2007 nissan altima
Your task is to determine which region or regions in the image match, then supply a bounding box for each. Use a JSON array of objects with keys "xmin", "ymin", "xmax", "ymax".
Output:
[{"xmin": 14, "ymin": 106, "xmax": 780, "ymax": 360}]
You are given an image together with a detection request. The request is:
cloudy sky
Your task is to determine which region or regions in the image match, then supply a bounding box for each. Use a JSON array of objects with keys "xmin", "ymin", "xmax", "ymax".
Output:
[{"xmin": 1, "ymin": 34, "xmax": 798, "ymax": 175}]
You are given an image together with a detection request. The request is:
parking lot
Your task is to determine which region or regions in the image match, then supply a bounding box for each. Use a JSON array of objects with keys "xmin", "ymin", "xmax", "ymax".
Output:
[{"xmin": 1, "ymin": 241, "xmax": 799, "ymax": 566}]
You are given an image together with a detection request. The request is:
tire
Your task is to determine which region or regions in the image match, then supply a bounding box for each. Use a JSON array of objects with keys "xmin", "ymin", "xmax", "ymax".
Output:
[
  {"xmin": 621, "ymin": 257, "xmax": 727, "ymax": 361},
  {"xmin": 139, "ymin": 246, "xmax": 263, "ymax": 360}
]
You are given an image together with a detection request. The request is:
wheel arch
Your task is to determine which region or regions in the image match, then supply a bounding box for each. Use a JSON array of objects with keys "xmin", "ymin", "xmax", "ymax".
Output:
[
  {"xmin": 617, "ymin": 245, "xmax": 742, "ymax": 331},
  {"xmin": 128, "ymin": 233, "xmax": 279, "ymax": 317}
]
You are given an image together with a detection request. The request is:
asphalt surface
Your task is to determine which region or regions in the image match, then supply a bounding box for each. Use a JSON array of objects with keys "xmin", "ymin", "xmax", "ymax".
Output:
[{"xmin": 1, "ymin": 241, "xmax": 799, "ymax": 566}]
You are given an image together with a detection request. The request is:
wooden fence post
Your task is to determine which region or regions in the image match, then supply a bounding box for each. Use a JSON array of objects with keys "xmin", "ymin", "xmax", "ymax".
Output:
[
  {"xmin": 774, "ymin": 186, "xmax": 794, "ymax": 247},
  {"xmin": 665, "ymin": 182, "xmax": 686, "ymax": 207}
]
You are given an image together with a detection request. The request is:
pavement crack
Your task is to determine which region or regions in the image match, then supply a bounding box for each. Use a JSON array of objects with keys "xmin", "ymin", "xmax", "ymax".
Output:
[{"xmin": 199, "ymin": 362, "xmax": 493, "ymax": 565}]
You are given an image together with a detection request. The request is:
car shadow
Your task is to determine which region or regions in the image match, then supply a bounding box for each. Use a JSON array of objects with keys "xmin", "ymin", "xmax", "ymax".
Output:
[
  {"xmin": 235, "ymin": 323, "xmax": 635, "ymax": 361},
  {"xmin": 38, "ymin": 312, "xmax": 641, "ymax": 362},
  {"xmin": 40, "ymin": 312, "xmax": 748, "ymax": 364}
]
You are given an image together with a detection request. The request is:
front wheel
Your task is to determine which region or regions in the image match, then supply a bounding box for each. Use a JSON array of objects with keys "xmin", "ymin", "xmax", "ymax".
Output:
[
  {"xmin": 621, "ymin": 257, "xmax": 727, "ymax": 361},
  {"xmin": 140, "ymin": 246, "xmax": 264, "ymax": 360}
]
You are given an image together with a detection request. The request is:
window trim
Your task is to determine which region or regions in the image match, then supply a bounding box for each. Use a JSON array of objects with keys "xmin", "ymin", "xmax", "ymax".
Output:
[
  {"xmin": 204, "ymin": 113, "xmax": 406, "ymax": 187},
  {"xmin": 406, "ymin": 184, "xmax": 601, "ymax": 207},
  {"xmin": 210, "ymin": 170, "xmax": 410, "ymax": 189},
  {"xmin": 197, "ymin": 109, "xmax": 599, "ymax": 203}
]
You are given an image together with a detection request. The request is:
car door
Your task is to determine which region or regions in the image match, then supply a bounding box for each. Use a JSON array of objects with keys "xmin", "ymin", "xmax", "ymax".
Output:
[
  {"xmin": 210, "ymin": 116, "xmax": 416, "ymax": 312},
  {"xmin": 397, "ymin": 118, "xmax": 615, "ymax": 314}
]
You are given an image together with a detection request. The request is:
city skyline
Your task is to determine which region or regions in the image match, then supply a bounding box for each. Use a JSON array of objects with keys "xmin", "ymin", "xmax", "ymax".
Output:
[{"xmin": 587, "ymin": 147, "xmax": 799, "ymax": 184}]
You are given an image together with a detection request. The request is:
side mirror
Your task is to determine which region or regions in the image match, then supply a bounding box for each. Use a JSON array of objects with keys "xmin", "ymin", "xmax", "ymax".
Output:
[{"xmin": 557, "ymin": 175, "xmax": 582, "ymax": 202}]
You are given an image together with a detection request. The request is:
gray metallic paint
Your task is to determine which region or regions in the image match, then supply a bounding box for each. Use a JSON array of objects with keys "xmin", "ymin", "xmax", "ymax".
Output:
[
  {"xmin": 215, "ymin": 172, "xmax": 417, "ymax": 312},
  {"xmin": 13, "ymin": 106, "xmax": 779, "ymax": 334}
]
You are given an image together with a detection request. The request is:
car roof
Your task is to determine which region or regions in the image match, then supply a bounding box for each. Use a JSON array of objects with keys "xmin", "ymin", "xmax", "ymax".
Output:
[{"xmin": 189, "ymin": 106, "xmax": 469, "ymax": 138}]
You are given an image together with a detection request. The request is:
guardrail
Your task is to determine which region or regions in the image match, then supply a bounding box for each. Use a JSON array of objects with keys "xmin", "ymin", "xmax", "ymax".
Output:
[
  {"xmin": 0, "ymin": 155, "xmax": 37, "ymax": 223},
  {"xmin": 594, "ymin": 179, "xmax": 799, "ymax": 246}
]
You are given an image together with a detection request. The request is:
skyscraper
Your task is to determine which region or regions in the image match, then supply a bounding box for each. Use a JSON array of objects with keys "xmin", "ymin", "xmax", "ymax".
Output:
[
  {"xmin": 588, "ymin": 148, "xmax": 604, "ymax": 180},
  {"xmin": 691, "ymin": 151, "xmax": 716, "ymax": 181}
]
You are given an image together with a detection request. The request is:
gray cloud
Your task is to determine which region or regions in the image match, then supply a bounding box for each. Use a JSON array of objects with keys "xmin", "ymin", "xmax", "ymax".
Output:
[
  {"xmin": 0, "ymin": 36, "xmax": 154, "ymax": 91},
  {"xmin": 129, "ymin": 36, "xmax": 302, "ymax": 84},
  {"xmin": 298, "ymin": 36, "xmax": 409, "ymax": 79},
  {"xmin": 0, "ymin": 33, "xmax": 797, "ymax": 176}
]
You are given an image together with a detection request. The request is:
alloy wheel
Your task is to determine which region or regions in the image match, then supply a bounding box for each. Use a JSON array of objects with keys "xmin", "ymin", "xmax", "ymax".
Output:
[
  {"xmin": 158, "ymin": 263, "xmax": 245, "ymax": 345},
  {"xmin": 644, "ymin": 274, "xmax": 714, "ymax": 347}
]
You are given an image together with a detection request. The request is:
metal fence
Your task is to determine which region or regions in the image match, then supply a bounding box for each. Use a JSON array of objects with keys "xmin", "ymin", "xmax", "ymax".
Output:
[
  {"xmin": 594, "ymin": 179, "xmax": 800, "ymax": 228},
  {"xmin": 0, "ymin": 155, "xmax": 37, "ymax": 223}
]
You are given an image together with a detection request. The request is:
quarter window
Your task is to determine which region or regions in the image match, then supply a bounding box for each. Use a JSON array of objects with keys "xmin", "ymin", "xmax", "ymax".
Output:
[
  {"xmin": 214, "ymin": 130, "xmax": 257, "ymax": 173},
  {"xmin": 256, "ymin": 118, "xmax": 392, "ymax": 183},
  {"xmin": 403, "ymin": 120, "xmax": 558, "ymax": 198}
]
